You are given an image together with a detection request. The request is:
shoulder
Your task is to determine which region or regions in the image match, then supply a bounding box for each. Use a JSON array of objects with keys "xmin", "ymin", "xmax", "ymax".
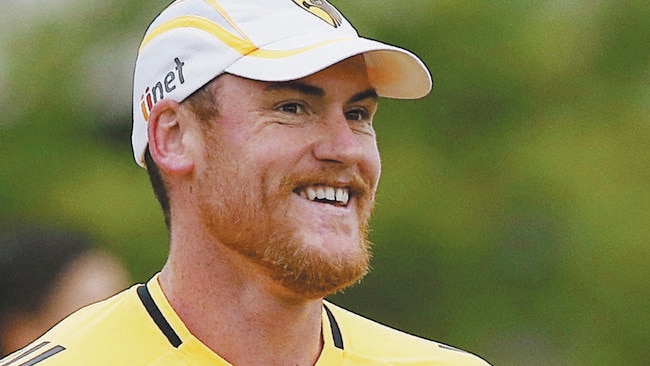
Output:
[
  {"xmin": 325, "ymin": 301, "xmax": 491, "ymax": 365},
  {"xmin": 0, "ymin": 284, "xmax": 174, "ymax": 366}
]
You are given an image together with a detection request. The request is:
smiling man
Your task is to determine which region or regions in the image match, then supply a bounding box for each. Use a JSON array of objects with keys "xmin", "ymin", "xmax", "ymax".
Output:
[
  {"xmin": 0, "ymin": 1, "xmax": 491, "ymax": 365},
  {"xmin": 184, "ymin": 62, "xmax": 379, "ymax": 301}
]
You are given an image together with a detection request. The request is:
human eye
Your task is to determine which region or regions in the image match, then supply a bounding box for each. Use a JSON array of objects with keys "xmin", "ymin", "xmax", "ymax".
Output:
[
  {"xmin": 345, "ymin": 108, "xmax": 370, "ymax": 122},
  {"xmin": 270, "ymin": 101, "xmax": 312, "ymax": 127},
  {"xmin": 277, "ymin": 102, "xmax": 307, "ymax": 115},
  {"xmin": 345, "ymin": 107, "xmax": 375, "ymax": 134}
]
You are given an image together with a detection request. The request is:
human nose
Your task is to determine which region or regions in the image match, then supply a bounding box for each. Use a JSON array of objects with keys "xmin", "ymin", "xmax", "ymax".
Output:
[{"xmin": 311, "ymin": 113, "xmax": 369, "ymax": 165}]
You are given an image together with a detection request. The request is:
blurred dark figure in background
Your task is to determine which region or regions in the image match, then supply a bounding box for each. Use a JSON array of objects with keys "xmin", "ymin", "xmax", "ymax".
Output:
[{"xmin": 0, "ymin": 224, "xmax": 129, "ymax": 356}]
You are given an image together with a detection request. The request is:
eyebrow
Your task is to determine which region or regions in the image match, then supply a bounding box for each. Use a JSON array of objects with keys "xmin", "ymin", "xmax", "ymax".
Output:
[
  {"xmin": 265, "ymin": 81, "xmax": 324, "ymax": 97},
  {"xmin": 348, "ymin": 88, "xmax": 379, "ymax": 104},
  {"xmin": 265, "ymin": 81, "xmax": 378, "ymax": 104}
]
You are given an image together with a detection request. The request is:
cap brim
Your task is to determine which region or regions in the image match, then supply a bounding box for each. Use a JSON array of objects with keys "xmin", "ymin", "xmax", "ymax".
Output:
[{"xmin": 225, "ymin": 36, "xmax": 432, "ymax": 99}]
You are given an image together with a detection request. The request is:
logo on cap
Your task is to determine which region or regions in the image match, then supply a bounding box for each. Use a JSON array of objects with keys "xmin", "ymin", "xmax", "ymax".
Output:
[
  {"xmin": 140, "ymin": 57, "xmax": 186, "ymax": 121},
  {"xmin": 292, "ymin": 0, "xmax": 342, "ymax": 28}
]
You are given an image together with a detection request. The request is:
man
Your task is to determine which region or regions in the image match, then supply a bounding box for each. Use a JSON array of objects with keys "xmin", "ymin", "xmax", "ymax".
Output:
[{"xmin": 0, "ymin": 0, "xmax": 490, "ymax": 365}]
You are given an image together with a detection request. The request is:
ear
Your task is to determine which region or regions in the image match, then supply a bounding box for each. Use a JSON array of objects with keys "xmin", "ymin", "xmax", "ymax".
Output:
[{"xmin": 147, "ymin": 99, "xmax": 195, "ymax": 175}]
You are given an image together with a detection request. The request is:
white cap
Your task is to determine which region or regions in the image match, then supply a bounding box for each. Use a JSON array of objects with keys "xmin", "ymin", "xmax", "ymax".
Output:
[{"xmin": 132, "ymin": 0, "xmax": 433, "ymax": 167}]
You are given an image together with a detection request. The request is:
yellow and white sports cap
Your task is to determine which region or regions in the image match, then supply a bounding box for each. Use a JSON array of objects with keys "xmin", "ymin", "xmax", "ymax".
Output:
[{"xmin": 132, "ymin": 0, "xmax": 432, "ymax": 167}]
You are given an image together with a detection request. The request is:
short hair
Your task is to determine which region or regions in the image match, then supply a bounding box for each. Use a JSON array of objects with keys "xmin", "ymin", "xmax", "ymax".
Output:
[
  {"xmin": 144, "ymin": 79, "xmax": 220, "ymax": 232},
  {"xmin": 144, "ymin": 147, "xmax": 171, "ymax": 230}
]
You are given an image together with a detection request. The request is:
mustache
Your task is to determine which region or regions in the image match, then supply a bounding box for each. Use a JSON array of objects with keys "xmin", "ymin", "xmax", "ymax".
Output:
[{"xmin": 280, "ymin": 166, "xmax": 374, "ymax": 197}]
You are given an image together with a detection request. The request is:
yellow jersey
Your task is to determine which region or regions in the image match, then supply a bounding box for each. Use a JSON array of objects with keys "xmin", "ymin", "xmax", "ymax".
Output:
[{"xmin": 0, "ymin": 275, "xmax": 490, "ymax": 365}]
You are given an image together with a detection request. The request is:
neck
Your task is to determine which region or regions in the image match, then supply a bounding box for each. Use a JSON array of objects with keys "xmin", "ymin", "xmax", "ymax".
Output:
[{"xmin": 159, "ymin": 231, "xmax": 324, "ymax": 366}]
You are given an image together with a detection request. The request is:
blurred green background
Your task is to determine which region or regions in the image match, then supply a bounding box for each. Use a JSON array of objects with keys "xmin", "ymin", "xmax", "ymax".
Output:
[{"xmin": 1, "ymin": 1, "xmax": 648, "ymax": 365}]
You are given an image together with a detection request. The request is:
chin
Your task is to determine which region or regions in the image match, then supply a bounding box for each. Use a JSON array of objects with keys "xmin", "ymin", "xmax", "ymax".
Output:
[{"xmin": 262, "ymin": 234, "xmax": 372, "ymax": 299}]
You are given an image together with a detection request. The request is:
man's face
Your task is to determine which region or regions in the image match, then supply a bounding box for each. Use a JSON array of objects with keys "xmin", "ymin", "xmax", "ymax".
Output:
[{"xmin": 193, "ymin": 56, "xmax": 381, "ymax": 299}]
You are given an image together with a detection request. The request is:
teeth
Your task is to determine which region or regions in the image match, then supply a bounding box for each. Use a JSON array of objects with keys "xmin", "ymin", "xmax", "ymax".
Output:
[
  {"xmin": 336, "ymin": 188, "xmax": 349, "ymax": 203},
  {"xmin": 301, "ymin": 186, "xmax": 349, "ymax": 205},
  {"xmin": 325, "ymin": 187, "xmax": 335, "ymax": 201},
  {"xmin": 316, "ymin": 187, "xmax": 326, "ymax": 200}
]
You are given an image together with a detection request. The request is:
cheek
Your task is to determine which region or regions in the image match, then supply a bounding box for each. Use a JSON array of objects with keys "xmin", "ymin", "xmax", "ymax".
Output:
[
  {"xmin": 250, "ymin": 131, "xmax": 312, "ymax": 169},
  {"xmin": 234, "ymin": 139, "xmax": 299, "ymax": 190},
  {"xmin": 365, "ymin": 142, "xmax": 382, "ymax": 189}
]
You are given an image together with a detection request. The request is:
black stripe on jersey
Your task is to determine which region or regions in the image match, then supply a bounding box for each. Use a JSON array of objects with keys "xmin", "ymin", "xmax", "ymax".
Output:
[
  {"xmin": 0, "ymin": 342, "xmax": 49, "ymax": 366},
  {"xmin": 18, "ymin": 346, "xmax": 65, "ymax": 366},
  {"xmin": 137, "ymin": 284, "xmax": 183, "ymax": 348},
  {"xmin": 323, "ymin": 304, "xmax": 344, "ymax": 350},
  {"xmin": 438, "ymin": 343, "xmax": 469, "ymax": 353},
  {"xmin": 0, "ymin": 342, "xmax": 65, "ymax": 366}
]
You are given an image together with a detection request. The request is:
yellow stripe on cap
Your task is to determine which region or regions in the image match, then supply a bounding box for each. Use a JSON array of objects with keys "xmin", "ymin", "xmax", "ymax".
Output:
[
  {"xmin": 248, "ymin": 38, "xmax": 352, "ymax": 59},
  {"xmin": 140, "ymin": 15, "xmax": 354, "ymax": 60},
  {"xmin": 204, "ymin": 0, "xmax": 251, "ymax": 42},
  {"xmin": 139, "ymin": 15, "xmax": 257, "ymax": 54}
]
